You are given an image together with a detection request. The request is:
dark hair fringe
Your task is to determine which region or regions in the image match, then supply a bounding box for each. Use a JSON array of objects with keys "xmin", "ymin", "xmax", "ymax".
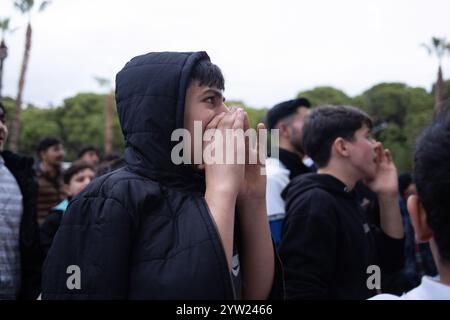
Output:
[
  {"xmin": 63, "ymin": 161, "xmax": 94, "ymax": 184},
  {"xmin": 414, "ymin": 107, "xmax": 450, "ymax": 262},
  {"xmin": 190, "ymin": 59, "xmax": 225, "ymax": 91},
  {"xmin": 78, "ymin": 145, "xmax": 100, "ymax": 159},
  {"xmin": 36, "ymin": 137, "xmax": 62, "ymax": 154}
]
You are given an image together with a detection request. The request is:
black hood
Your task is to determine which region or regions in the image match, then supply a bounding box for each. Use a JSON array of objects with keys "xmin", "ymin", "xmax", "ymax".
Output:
[
  {"xmin": 115, "ymin": 51, "xmax": 210, "ymax": 193},
  {"xmin": 282, "ymin": 172, "xmax": 353, "ymax": 200}
]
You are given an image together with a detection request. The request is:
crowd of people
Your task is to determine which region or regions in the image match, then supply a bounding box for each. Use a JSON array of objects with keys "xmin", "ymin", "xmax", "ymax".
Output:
[
  {"xmin": 0, "ymin": 113, "xmax": 125, "ymax": 299},
  {"xmin": 1, "ymin": 51, "xmax": 449, "ymax": 300}
]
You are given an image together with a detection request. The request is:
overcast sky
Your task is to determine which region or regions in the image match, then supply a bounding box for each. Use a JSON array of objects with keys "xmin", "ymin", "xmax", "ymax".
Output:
[{"xmin": 1, "ymin": 0, "xmax": 450, "ymax": 109}]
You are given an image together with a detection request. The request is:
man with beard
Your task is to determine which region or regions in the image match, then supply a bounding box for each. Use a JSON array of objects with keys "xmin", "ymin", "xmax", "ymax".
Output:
[
  {"xmin": 265, "ymin": 98, "xmax": 313, "ymax": 245},
  {"xmin": 35, "ymin": 138, "xmax": 66, "ymax": 225}
]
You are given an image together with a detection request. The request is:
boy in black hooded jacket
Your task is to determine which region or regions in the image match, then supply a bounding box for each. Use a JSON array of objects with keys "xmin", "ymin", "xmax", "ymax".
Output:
[
  {"xmin": 279, "ymin": 105, "xmax": 404, "ymax": 299},
  {"xmin": 42, "ymin": 52, "xmax": 283, "ymax": 299}
]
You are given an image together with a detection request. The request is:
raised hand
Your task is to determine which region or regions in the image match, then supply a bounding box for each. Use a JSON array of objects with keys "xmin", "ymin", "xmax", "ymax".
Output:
[
  {"xmin": 203, "ymin": 107, "xmax": 246, "ymax": 196},
  {"xmin": 366, "ymin": 142, "xmax": 399, "ymax": 196},
  {"xmin": 237, "ymin": 113, "xmax": 267, "ymax": 202}
]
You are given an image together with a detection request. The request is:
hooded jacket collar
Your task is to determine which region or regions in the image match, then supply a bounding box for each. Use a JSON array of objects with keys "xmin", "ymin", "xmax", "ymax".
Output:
[
  {"xmin": 282, "ymin": 172, "xmax": 355, "ymax": 200},
  {"xmin": 115, "ymin": 51, "xmax": 210, "ymax": 194},
  {"xmin": 278, "ymin": 148, "xmax": 312, "ymax": 180}
]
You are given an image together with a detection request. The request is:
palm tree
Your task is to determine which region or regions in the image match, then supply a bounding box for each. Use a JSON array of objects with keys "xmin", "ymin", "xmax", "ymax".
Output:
[
  {"xmin": 422, "ymin": 37, "xmax": 449, "ymax": 114},
  {"xmin": 94, "ymin": 76, "xmax": 114, "ymax": 156},
  {"xmin": 9, "ymin": 0, "xmax": 51, "ymax": 152}
]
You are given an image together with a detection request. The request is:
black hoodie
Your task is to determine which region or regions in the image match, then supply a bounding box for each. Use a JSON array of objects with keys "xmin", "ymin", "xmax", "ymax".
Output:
[
  {"xmin": 279, "ymin": 173, "xmax": 404, "ymax": 300},
  {"xmin": 41, "ymin": 52, "xmax": 283, "ymax": 300}
]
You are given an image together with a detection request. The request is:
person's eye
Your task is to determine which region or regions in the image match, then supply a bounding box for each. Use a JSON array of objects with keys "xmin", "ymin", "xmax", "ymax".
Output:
[{"xmin": 205, "ymin": 96, "xmax": 215, "ymax": 104}]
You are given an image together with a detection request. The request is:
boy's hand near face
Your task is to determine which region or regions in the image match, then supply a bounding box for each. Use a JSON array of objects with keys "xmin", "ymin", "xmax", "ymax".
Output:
[
  {"xmin": 366, "ymin": 142, "xmax": 399, "ymax": 197},
  {"xmin": 366, "ymin": 142, "xmax": 404, "ymax": 239},
  {"xmin": 204, "ymin": 107, "xmax": 246, "ymax": 270},
  {"xmin": 204, "ymin": 107, "xmax": 246, "ymax": 196},
  {"xmin": 237, "ymin": 110, "xmax": 267, "ymax": 202},
  {"xmin": 203, "ymin": 108, "xmax": 274, "ymax": 298},
  {"xmin": 236, "ymin": 112, "xmax": 274, "ymax": 299}
]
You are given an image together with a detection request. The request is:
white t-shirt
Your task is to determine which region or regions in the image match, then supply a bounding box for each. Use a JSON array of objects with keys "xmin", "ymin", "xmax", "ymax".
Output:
[
  {"xmin": 370, "ymin": 276, "xmax": 450, "ymax": 300},
  {"xmin": 303, "ymin": 157, "xmax": 314, "ymax": 168},
  {"xmin": 265, "ymin": 157, "xmax": 290, "ymax": 219}
]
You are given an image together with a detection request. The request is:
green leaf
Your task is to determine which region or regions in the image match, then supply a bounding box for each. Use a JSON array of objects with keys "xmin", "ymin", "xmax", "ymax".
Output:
[
  {"xmin": 0, "ymin": 18, "xmax": 10, "ymax": 31},
  {"xmin": 296, "ymin": 86, "xmax": 353, "ymax": 107},
  {"xmin": 14, "ymin": 0, "xmax": 34, "ymax": 14},
  {"xmin": 39, "ymin": 0, "xmax": 51, "ymax": 12}
]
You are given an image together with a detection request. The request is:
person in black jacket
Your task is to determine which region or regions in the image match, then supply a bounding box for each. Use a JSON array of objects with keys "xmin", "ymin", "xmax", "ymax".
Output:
[
  {"xmin": 279, "ymin": 105, "xmax": 404, "ymax": 299},
  {"xmin": 41, "ymin": 52, "xmax": 283, "ymax": 300},
  {"xmin": 40, "ymin": 162, "xmax": 95, "ymax": 259},
  {"xmin": 0, "ymin": 102, "xmax": 42, "ymax": 300},
  {"xmin": 371, "ymin": 101, "xmax": 450, "ymax": 299}
]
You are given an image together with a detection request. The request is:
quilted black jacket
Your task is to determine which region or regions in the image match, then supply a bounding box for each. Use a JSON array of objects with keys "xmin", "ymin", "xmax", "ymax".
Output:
[{"xmin": 41, "ymin": 52, "xmax": 283, "ymax": 300}]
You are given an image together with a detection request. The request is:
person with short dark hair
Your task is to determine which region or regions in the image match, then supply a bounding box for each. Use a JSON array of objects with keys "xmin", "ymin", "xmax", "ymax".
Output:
[
  {"xmin": 35, "ymin": 137, "xmax": 66, "ymax": 225},
  {"xmin": 40, "ymin": 162, "xmax": 95, "ymax": 259},
  {"xmin": 0, "ymin": 102, "xmax": 42, "ymax": 300},
  {"xmin": 95, "ymin": 153, "xmax": 125, "ymax": 176},
  {"xmin": 77, "ymin": 145, "xmax": 100, "ymax": 166},
  {"xmin": 265, "ymin": 98, "xmax": 313, "ymax": 245},
  {"xmin": 279, "ymin": 105, "xmax": 404, "ymax": 299},
  {"xmin": 372, "ymin": 104, "xmax": 450, "ymax": 299},
  {"xmin": 42, "ymin": 52, "xmax": 282, "ymax": 300},
  {"xmin": 397, "ymin": 173, "xmax": 437, "ymax": 292}
]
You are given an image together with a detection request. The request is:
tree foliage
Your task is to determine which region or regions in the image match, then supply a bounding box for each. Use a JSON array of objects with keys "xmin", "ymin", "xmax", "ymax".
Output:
[
  {"xmin": 1, "ymin": 79, "xmax": 440, "ymax": 171},
  {"xmin": 353, "ymin": 83, "xmax": 432, "ymax": 171},
  {"xmin": 225, "ymin": 100, "xmax": 267, "ymax": 129},
  {"xmin": 3, "ymin": 93, "xmax": 124, "ymax": 161},
  {"xmin": 297, "ymin": 86, "xmax": 353, "ymax": 107}
]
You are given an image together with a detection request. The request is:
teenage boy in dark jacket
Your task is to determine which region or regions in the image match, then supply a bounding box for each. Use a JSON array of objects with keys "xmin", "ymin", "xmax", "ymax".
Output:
[
  {"xmin": 372, "ymin": 102, "xmax": 450, "ymax": 299},
  {"xmin": 42, "ymin": 52, "xmax": 283, "ymax": 300},
  {"xmin": 279, "ymin": 105, "xmax": 404, "ymax": 299},
  {"xmin": 40, "ymin": 162, "xmax": 95, "ymax": 259}
]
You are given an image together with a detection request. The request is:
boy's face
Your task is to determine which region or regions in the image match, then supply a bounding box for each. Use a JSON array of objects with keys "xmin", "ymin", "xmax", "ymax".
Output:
[
  {"xmin": 80, "ymin": 151, "xmax": 99, "ymax": 166},
  {"xmin": 40, "ymin": 143, "xmax": 65, "ymax": 167},
  {"xmin": 0, "ymin": 107, "xmax": 8, "ymax": 152},
  {"xmin": 184, "ymin": 80, "xmax": 228, "ymax": 163},
  {"xmin": 346, "ymin": 125, "xmax": 378, "ymax": 180},
  {"xmin": 65, "ymin": 168, "xmax": 95, "ymax": 197}
]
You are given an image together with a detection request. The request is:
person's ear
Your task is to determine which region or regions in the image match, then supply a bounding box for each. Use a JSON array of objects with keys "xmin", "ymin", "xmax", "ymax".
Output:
[
  {"xmin": 408, "ymin": 194, "xmax": 433, "ymax": 242},
  {"xmin": 278, "ymin": 122, "xmax": 290, "ymax": 139},
  {"xmin": 63, "ymin": 184, "xmax": 71, "ymax": 197},
  {"xmin": 333, "ymin": 137, "xmax": 350, "ymax": 158}
]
